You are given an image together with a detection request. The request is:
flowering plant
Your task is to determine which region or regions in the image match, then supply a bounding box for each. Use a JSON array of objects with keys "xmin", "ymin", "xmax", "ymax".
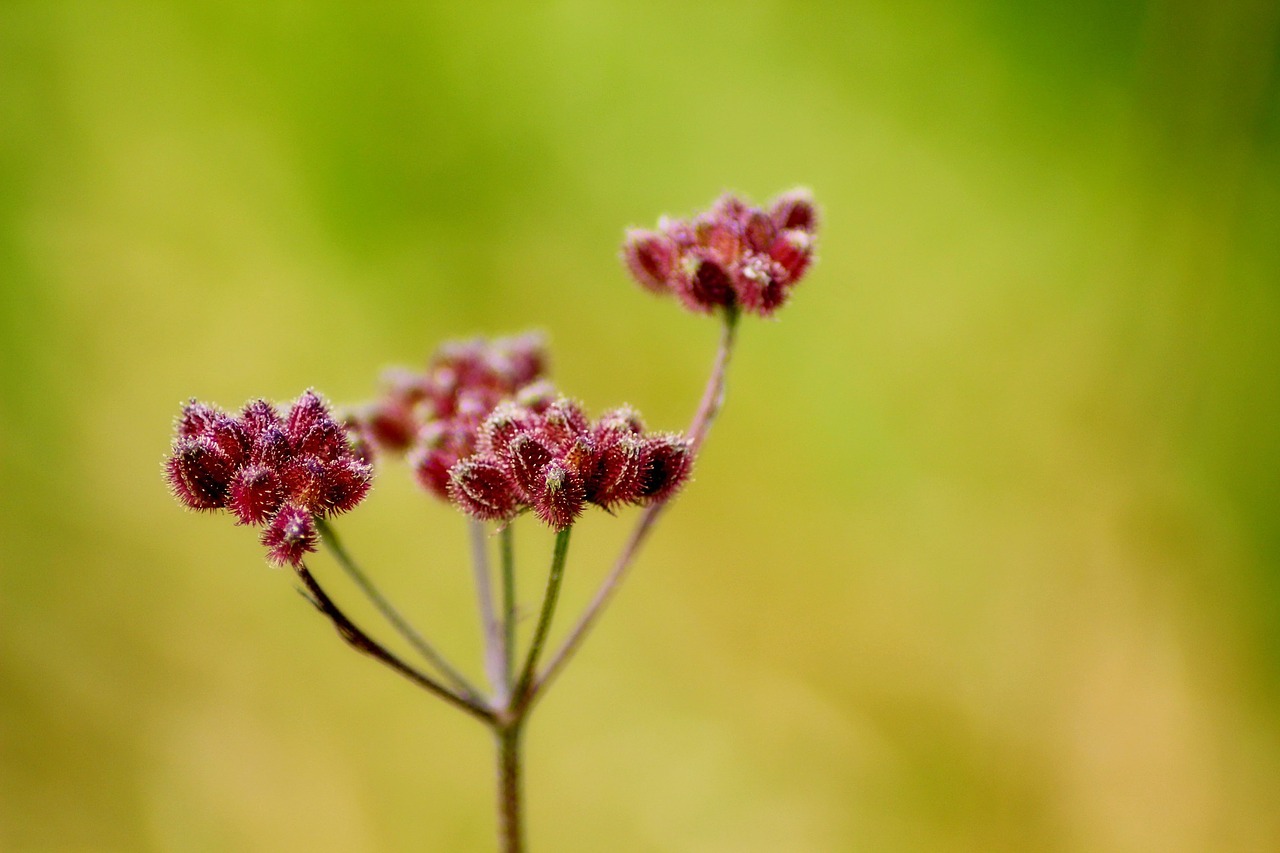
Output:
[{"xmin": 164, "ymin": 188, "xmax": 817, "ymax": 851}]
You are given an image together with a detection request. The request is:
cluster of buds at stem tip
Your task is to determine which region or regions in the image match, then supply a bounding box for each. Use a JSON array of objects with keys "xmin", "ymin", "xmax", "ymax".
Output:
[
  {"xmin": 448, "ymin": 395, "xmax": 693, "ymax": 531},
  {"xmin": 164, "ymin": 391, "xmax": 372, "ymax": 567},
  {"xmin": 345, "ymin": 333, "xmax": 549, "ymax": 480},
  {"xmin": 622, "ymin": 188, "xmax": 818, "ymax": 317}
]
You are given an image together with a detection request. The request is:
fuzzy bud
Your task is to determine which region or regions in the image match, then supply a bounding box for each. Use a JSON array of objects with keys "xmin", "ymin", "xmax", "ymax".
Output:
[
  {"xmin": 260, "ymin": 505, "xmax": 318, "ymax": 568},
  {"xmin": 448, "ymin": 457, "xmax": 520, "ymax": 521}
]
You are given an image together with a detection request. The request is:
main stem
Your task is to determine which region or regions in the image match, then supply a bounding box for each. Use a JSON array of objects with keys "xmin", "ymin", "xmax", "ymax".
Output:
[{"xmin": 497, "ymin": 722, "xmax": 524, "ymax": 853}]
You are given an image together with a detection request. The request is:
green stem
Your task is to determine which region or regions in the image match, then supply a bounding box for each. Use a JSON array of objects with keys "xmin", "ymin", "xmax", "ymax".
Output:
[
  {"xmin": 513, "ymin": 526, "xmax": 572, "ymax": 707},
  {"xmin": 314, "ymin": 517, "xmax": 481, "ymax": 703},
  {"xmin": 496, "ymin": 722, "xmax": 524, "ymax": 853},
  {"xmin": 500, "ymin": 524, "xmax": 516, "ymax": 690}
]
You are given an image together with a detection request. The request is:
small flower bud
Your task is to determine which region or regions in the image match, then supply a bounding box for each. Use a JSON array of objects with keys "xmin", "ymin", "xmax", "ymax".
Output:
[
  {"xmin": 636, "ymin": 434, "xmax": 693, "ymax": 504},
  {"xmin": 260, "ymin": 504, "xmax": 317, "ymax": 567},
  {"xmin": 318, "ymin": 457, "xmax": 373, "ymax": 516},
  {"xmin": 286, "ymin": 390, "xmax": 329, "ymax": 442},
  {"xmin": 732, "ymin": 253, "xmax": 789, "ymax": 317},
  {"xmin": 177, "ymin": 400, "xmax": 220, "ymax": 439},
  {"xmin": 769, "ymin": 229, "xmax": 814, "ymax": 284},
  {"xmin": 678, "ymin": 254, "xmax": 734, "ymax": 313},
  {"xmin": 240, "ymin": 399, "xmax": 284, "ymax": 441},
  {"xmin": 769, "ymin": 188, "xmax": 817, "ymax": 233},
  {"xmin": 531, "ymin": 462, "xmax": 585, "ymax": 530},
  {"xmin": 448, "ymin": 456, "xmax": 520, "ymax": 521},
  {"xmin": 622, "ymin": 229, "xmax": 676, "ymax": 294},
  {"xmin": 167, "ymin": 436, "xmax": 236, "ymax": 510},
  {"xmin": 228, "ymin": 464, "xmax": 284, "ymax": 525},
  {"xmin": 587, "ymin": 432, "xmax": 644, "ymax": 509},
  {"xmin": 506, "ymin": 433, "xmax": 553, "ymax": 502}
]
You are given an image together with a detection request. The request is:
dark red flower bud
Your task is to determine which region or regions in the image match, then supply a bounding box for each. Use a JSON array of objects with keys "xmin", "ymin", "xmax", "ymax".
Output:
[
  {"xmin": 240, "ymin": 399, "xmax": 284, "ymax": 440},
  {"xmin": 448, "ymin": 456, "xmax": 520, "ymax": 521},
  {"xmin": 361, "ymin": 401, "xmax": 417, "ymax": 453},
  {"xmin": 540, "ymin": 397, "xmax": 590, "ymax": 448},
  {"xmin": 293, "ymin": 418, "xmax": 348, "ymax": 461},
  {"xmin": 636, "ymin": 434, "xmax": 693, "ymax": 504},
  {"xmin": 286, "ymin": 390, "xmax": 329, "ymax": 441},
  {"xmin": 732, "ymin": 253, "xmax": 789, "ymax": 317},
  {"xmin": 531, "ymin": 462, "xmax": 585, "ymax": 530},
  {"xmin": 743, "ymin": 210, "xmax": 777, "ymax": 254},
  {"xmin": 166, "ymin": 436, "xmax": 236, "ymax": 510},
  {"xmin": 769, "ymin": 188, "xmax": 817, "ymax": 233},
  {"xmin": 281, "ymin": 456, "xmax": 328, "ymax": 513},
  {"xmin": 250, "ymin": 424, "xmax": 292, "ymax": 469},
  {"xmin": 177, "ymin": 400, "xmax": 220, "ymax": 439},
  {"xmin": 768, "ymin": 229, "xmax": 814, "ymax": 283},
  {"xmin": 411, "ymin": 421, "xmax": 475, "ymax": 498},
  {"xmin": 623, "ymin": 229, "xmax": 677, "ymax": 294},
  {"xmin": 203, "ymin": 414, "xmax": 250, "ymax": 466},
  {"xmin": 586, "ymin": 432, "xmax": 644, "ymax": 508},
  {"xmin": 479, "ymin": 402, "xmax": 536, "ymax": 457},
  {"xmin": 227, "ymin": 464, "xmax": 284, "ymax": 525},
  {"xmin": 506, "ymin": 433, "xmax": 553, "ymax": 502},
  {"xmin": 678, "ymin": 254, "xmax": 735, "ymax": 313},
  {"xmin": 318, "ymin": 457, "xmax": 373, "ymax": 516},
  {"xmin": 260, "ymin": 504, "xmax": 317, "ymax": 567}
]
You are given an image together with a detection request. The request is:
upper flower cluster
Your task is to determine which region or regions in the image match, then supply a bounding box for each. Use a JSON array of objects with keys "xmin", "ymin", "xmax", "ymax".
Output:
[
  {"xmin": 622, "ymin": 188, "xmax": 818, "ymax": 317},
  {"xmin": 448, "ymin": 396, "xmax": 692, "ymax": 530},
  {"xmin": 165, "ymin": 391, "xmax": 372, "ymax": 566}
]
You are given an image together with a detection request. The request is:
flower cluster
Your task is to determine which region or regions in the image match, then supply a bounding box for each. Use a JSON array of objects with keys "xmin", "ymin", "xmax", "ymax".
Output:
[
  {"xmin": 345, "ymin": 334, "xmax": 550, "ymax": 496},
  {"xmin": 165, "ymin": 391, "xmax": 372, "ymax": 566},
  {"xmin": 448, "ymin": 396, "xmax": 693, "ymax": 530},
  {"xmin": 622, "ymin": 188, "xmax": 818, "ymax": 317}
]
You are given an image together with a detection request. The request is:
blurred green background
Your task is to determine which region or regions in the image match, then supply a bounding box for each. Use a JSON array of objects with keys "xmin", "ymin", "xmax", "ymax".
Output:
[{"xmin": 3, "ymin": 1, "xmax": 1279, "ymax": 850}]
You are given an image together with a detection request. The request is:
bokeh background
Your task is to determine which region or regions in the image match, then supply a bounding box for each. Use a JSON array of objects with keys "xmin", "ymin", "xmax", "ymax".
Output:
[{"xmin": 3, "ymin": 1, "xmax": 1279, "ymax": 850}]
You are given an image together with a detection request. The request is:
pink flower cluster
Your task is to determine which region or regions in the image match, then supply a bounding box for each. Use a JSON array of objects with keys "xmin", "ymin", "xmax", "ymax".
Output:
[
  {"xmin": 622, "ymin": 189, "xmax": 818, "ymax": 317},
  {"xmin": 448, "ymin": 396, "xmax": 692, "ymax": 530},
  {"xmin": 346, "ymin": 333, "xmax": 549, "ymax": 489},
  {"xmin": 165, "ymin": 391, "xmax": 372, "ymax": 566}
]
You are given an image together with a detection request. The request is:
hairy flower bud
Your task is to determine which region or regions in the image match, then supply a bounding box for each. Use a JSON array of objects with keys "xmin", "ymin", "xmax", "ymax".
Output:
[
  {"xmin": 167, "ymin": 437, "xmax": 236, "ymax": 510},
  {"xmin": 636, "ymin": 434, "xmax": 693, "ymax": 504},
  {"xmin": 448, "ymin": 457, "xmax": 520, "ymax": 521},
  {"xmin": 227, "ymin": 464, "xmax": 284, "ymax": 525},
  {"xmin": 622, "ymin": 229, "xmax": 677, "ymax": 294},
  {"xmin": 531, "ymin": 462, "xmax": 585, "ymax": 530},
  {"xmin": 260, "ymin": 504, "xmax": 318, "ymax": 567}
]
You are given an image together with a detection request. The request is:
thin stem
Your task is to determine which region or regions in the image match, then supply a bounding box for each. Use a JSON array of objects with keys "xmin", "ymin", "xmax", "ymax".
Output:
[
  {"xmin": 496, "ymin": 723, "xmax": 524, "ymax": 853},
  {"xmin": 471, "ymin": 519, "xmax": 509, "ymax": 708},
  {"xmin": 315, "ymin": 517, "xmax": 481, "ymax": 702},
  {"xmin": 500, "ymin": 524, "xmax": 516, "ymax": 690},
  {"xmin": 513, "ymin": 526, "xmax": 573, "ymax": 707},
  {"xmin": 292, "ymin": 561, "xmax": 494, "ymax": 724},
  {"xmin": 533, "ymin": 308, "xmax": 740, "ymax": 698}
]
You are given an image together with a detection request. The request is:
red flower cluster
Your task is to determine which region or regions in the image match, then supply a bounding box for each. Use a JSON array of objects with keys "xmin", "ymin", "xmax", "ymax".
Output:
[
  {"xmin": 346, "ymin": 334, "xmax": 549, "ymax": 490},
  {"xmin": 165, "ymin": 391, "xmax": 372, "ymax": 566},
  {"xmin": 448, "ymin": 396, "xmax": 693, "ymax": 530},
  {"xmin": 622, "ymin": 188, "xmax": 818, "ymax": 317}
]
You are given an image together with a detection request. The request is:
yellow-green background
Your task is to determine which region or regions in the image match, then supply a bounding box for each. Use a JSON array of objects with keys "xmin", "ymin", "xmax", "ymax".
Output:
[{"xmin": 3, "ymin": 1, "xmax": 1279, "ymax": 850}]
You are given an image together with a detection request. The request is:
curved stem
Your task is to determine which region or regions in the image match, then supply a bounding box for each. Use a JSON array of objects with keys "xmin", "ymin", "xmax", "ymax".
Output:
[
  {"xmin": 532, "ymin": 308, "xmax": 740, "ymax": 699},
  {"xmin": 471, "ymin": 519, "xmax": 508, "ymax": 708},
  {"xmin": 314, "ymin": 517, "xmax": 481, "ymax": 703},
  {"xmin": 513, "ymin": 526, "xmax": 573, "ymax": 708},
  {"xmin": 292, "ymin": 561, "xmax": 494, "ymax": 724}
]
